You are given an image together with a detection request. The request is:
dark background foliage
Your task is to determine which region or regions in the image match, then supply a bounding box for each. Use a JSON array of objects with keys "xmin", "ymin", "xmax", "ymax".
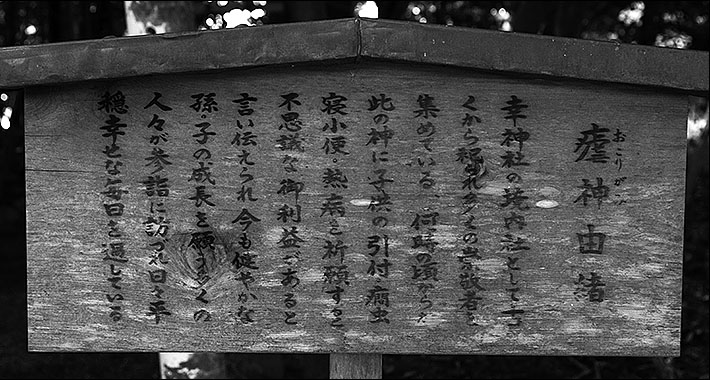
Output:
[{"xmin": 1, "ymin": 1, "xmax": 707, "ymax": 378}]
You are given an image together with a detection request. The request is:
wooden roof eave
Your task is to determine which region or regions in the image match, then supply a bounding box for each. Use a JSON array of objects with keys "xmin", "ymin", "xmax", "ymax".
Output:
[{"xmin": 1, "ymin": 18, "xmax": 707, "ymax": 95}]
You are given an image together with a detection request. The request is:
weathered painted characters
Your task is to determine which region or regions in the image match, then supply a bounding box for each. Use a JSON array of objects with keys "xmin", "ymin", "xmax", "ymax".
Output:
[
  {"xmin": 30, "ymin": 42, "xmax": 678, "ymax": 352},
  {"xmin": 188, "ymin": 91, "xmax": 219, "ymax": 322},
  {"xmin": 230, "ymin": 91, "xmax": 261, "ymax": 325},
  {"xmin": 574, "ymin": 272, "xmax": 606, "ymax": 302},
  {"xmin": 612, "ymin": 128, "xmax": 626, "ymax": 171},
  {"xmin": 571, "ymin": 119, "xmax": 627, "ymax": 302},
  {"xmin": 499, "ymin": 95, "xmax": 531, "ymax": 327},
  {"xmin": 230, "ymin": 207, "xmax": 260, "ymax": 325},
  {"xmin": 85, "ymin": 84, "xmax": 654, "ymax": 341},
  {"xmin": 320, "ymin": 91, "xmax": 351, "ymax": 328},
  {"xmin": 276, "ymin": 92, "xmax": 305, "ymax": 326},
  {"xmin": 366, "ymin": 93, "xmax": 395, "ymax": 324},
  {"xmin": 456, "ymin": 95, "xmax": 486, "ymax": 326},
  {"xmin": 574, "ymin": 178, "xmax": 608, "ymax": 208},
  {"xmin": 143, "ymin": 91, "xmax": 173, "ymax": 324},
  {"xmin": 500, "ymin": 96, "xmax": 530, "ymax": 169},
  {"xmin": 574, "ymin": 123, "xmax": 610, "ymax": 163},
  {"xmin": 411, "ymin": 94, "xmax": 441, "ymax": 324},
  {"xmin": 98, "ymin": 90, "xmax": 129, "ymax": 323}
]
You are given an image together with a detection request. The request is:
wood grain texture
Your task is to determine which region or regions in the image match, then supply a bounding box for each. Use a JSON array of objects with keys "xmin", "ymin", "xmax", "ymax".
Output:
[
  {"xmin": 0, "ymin": 18, "xmax": 358, "ymax": 88},
  {"xmin": 2, "ymin": 18, "xmax": 707, "ymax": 93},
  {"xmin": 358, "ymin": 19, "xmax": 709, "ymax": 94},
  {"xmin": 330, "ymin": 354, "xmax": 382, "ymax": 379},
  {"xmin": 26, "ymin": 61, "xmax": 685, "ymax": 355}
]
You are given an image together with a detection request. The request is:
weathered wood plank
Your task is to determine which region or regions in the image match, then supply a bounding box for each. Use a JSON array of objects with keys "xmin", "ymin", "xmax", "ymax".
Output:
[
  {"xmin": 26, "ymin": 61, "xmax": 684, "ymax": 355},
  {"xmin": 2, "ymin": 18, "xmax": 707, "ymax": 93},
  {"xmin": 0, "ymin": 18, "xmax": 358, "ymax": 88},
  {"xmin": 330, "ymin": 353, "xmax": 382, "ymax": 379},
  {"xmin": 359, "ymin": 19, "xmax": 709, "ymax": 94}
]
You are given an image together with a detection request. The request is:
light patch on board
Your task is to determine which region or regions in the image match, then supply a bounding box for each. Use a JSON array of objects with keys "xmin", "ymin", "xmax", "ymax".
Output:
[
  {"xmin": 350, "ymin": 198, "xmax": 372, "ymax": 206},
  {"xmin": 535, "ymin": 199, "xmax": 559, "ymax": 208},
  {"xmin": 268, "ymin": 330, "xmax": 309, "ymax": 339},
  {"xmin": 345, "ymin": 330, "xmax": 392, "ymax": 343}
]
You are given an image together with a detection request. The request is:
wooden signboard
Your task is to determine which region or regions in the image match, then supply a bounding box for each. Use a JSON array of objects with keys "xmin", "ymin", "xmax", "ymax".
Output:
[{"xmin": 10, "ymin": 19, "xmax": 708, "ymax": 356}]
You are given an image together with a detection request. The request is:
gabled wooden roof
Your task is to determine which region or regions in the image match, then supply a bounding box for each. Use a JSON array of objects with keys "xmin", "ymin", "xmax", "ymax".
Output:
[{"xmin": 1, "ymin": 18, "xmax": 707, "ymax": 93}]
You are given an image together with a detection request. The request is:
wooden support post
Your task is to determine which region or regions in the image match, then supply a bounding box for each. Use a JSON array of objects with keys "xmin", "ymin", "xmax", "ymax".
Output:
[{"xmin": 330, "ymin": 353, "xmax": 382, "ymax": 379}]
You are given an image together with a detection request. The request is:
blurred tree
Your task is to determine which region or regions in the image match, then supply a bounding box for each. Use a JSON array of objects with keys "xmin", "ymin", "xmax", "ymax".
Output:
[
  {"xmin": 2, "ymin": 1, "xmax": 707, "ymax": 50},
  {"xmin": 271, "ymin": 1, "xmax": 356, "ymax": 23},
  {"xmin": 124, "ymin": 1, "xmax": 199, "ymax": 35},
  {"xmin": 389, "ymin": 1, "xmax": 708, "ymax": 50},
  {"xmin": 0, "ymin": 1, "xmax": 126, "ymax": 45}
]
